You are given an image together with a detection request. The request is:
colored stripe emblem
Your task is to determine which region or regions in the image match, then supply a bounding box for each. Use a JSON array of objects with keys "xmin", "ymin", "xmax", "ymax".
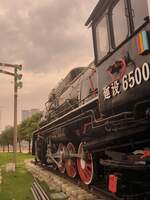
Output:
[{"xmin": 136, "ymin": 31, "xmax": 150, "ymax": 55}]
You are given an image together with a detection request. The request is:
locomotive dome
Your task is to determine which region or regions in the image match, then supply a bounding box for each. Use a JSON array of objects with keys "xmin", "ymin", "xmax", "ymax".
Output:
[{"xmin": 40, "ymin": 62, "xmax": 97, "ymax": 126}]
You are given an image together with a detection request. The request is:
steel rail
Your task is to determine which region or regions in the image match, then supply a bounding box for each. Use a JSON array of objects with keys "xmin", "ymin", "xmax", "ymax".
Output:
[{"xmin": 31, "ymin": 179, "xmax": 50, "ymax": 200}]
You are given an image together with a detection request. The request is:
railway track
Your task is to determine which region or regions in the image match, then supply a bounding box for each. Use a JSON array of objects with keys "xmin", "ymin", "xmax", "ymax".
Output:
[
  {"xmin": 25, "ymin": 160, "xmax": 123, "ymax": 200},
  {"xmin": 44, "ymin": 165, "xmax": 122, "ymax": 200},
  {"xmin": 26, "ymin": 160, "xmax": 150, "ymax": 199},
  {"xmin": 57, "ymin": 169, "xmax": 150, "ymax": 200}
]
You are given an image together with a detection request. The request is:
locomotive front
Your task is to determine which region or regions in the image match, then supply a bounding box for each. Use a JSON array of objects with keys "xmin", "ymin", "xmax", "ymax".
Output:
[{"xmin": 85, "ymin": 0, "xmax": 150, "ymax": 198}]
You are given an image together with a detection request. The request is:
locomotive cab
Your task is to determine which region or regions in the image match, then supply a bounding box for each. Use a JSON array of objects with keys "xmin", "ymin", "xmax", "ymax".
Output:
[
  {"xmin": 85, "ymin": 0, "xmax": 150, "ymax": 198},
  {"xmin": 86, "ymin": 0, "xmax": 150, "ymax": 117}
]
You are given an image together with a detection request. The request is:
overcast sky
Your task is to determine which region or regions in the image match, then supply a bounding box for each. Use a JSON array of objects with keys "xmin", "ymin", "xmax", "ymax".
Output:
[{"xmin": 0, "ymin": 0, "xmax": 98, "ymax": 130}]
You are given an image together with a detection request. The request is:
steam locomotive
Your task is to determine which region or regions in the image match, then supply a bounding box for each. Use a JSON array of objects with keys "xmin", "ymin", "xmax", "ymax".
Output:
[{"xmin": 32, "ymin": 0, "xmax": 150, "ymax": 199}]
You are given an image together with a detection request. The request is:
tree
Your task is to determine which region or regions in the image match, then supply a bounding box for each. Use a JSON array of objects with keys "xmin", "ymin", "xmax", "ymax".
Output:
[
  {"xmin": 18, "ymin": 112, "xmax": 41, "ymax": 153},
  {"xmin": 0, "ymin": 126, "xmax": 13, "ymax": 152},
  {"xmin": 0, "ymin": 132, "xmax": 6, "ymax": 152}
]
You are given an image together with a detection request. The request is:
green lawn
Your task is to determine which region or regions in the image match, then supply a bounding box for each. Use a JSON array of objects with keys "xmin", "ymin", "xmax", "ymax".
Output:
[{"xmin": 0, "ymin": 153, "xmax": 34, "ymax": 200}]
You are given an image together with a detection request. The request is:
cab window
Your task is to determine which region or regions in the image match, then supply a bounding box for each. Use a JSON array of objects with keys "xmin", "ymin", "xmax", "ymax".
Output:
[
  {"xmin": 112, "ymin": 0, "xmax": 128, "ymax": 47},
  {"xmin": 130, "ymin": 0, "xmax": 149, "ymax": 30},
  {"xmin": 96, "ymin": 16, "xmax": 109, "ymax": 60}
]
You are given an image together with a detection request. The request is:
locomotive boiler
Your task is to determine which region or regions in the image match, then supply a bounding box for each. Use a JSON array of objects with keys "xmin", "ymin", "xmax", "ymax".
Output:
[{"xmin": 32, "ymin": 0, "xmax": 150, "ymax": 199}]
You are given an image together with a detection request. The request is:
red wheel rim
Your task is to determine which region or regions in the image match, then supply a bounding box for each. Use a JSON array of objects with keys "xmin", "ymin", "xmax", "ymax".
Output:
[
  {"xmin": 65, "ymin": 143, "xmax": 77, "ymax": 178},
  {"xmin": 57, "ymin": 143, "xmax": 65, "ymax": 173},
  {"xmin": 77, "ymin": 143, "xmax": 93, "ymax": 185}
]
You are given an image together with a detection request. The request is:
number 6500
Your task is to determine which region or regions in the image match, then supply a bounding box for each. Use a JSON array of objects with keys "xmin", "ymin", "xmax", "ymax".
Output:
[{"xmin": 122, "ymin": 63, "xmax": 150, "ymax": 91}]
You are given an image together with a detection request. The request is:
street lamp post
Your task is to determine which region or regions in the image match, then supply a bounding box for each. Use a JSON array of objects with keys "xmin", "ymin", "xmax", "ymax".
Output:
[{"xmin": 0, "ymin": 63, "xmax": 22, "ymax": 170}]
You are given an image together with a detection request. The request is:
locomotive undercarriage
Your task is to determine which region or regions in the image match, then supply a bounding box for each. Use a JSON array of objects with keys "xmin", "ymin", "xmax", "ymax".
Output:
[{"xmin": 34, "ymin": 99, "xmax": 150, "ymax": 199}]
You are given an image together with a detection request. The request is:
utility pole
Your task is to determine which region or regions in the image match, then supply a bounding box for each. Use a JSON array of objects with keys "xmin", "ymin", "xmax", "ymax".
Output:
[
  {"xmin": 0, "ymin": 63, "xmax": 22, "ymax": 170},
  {"xmin": 13, "ymin": 67, "xmax": 18, "ymax": 166},
  {"xmin": 0, "ymin": 108, "xmax": 2, "ymax": 132}
]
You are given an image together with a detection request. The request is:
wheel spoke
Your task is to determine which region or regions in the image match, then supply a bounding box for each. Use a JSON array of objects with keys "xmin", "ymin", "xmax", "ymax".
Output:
[
  {"xmin": 77, "ymin": 142, "xmax": 93, "ymax": 185},
  {"xmin": 65, "ymin": 143, "xmax": 77, "ymax": 178},
  {"xmin": 86, "ymin": 163, "xmax": 92, "ymax": 169}
]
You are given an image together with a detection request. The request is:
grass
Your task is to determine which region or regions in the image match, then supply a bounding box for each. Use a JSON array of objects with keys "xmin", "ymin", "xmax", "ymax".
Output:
[{"xmin": 0, "ymin": 152, "xmax": 34, "ymax": 200}]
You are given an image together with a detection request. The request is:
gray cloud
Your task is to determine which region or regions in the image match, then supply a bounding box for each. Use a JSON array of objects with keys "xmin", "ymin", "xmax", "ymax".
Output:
[
  {"xmin": 0, "ymin": 0, "xmax": 98, "ymax": 129},
  {"xmin": 0, "ymin": 0, "xmax": 97, "ymax": 73}
]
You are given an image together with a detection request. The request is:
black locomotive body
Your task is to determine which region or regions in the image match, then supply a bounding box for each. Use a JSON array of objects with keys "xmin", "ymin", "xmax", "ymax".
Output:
[{"xmin": 32, "ymin": 1, "xmax": 150, "ymax": 199}]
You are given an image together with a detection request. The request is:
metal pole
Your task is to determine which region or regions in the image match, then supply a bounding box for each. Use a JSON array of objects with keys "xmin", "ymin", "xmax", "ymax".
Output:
[
  {"xmin": 148, "ymin": 0, "xmax": 150, "ymax": 19},
  {"xmin": 13, "ymin": 67, "xmax": 18, "ymax": 170},
  {"xmin": 0, "ymin": 63, "xmax": 22, "ymax": 170}
]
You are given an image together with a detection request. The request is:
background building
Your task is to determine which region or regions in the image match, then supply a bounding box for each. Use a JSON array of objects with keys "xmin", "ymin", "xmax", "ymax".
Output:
[
  {"xmin": 21, "ymin": 108, "xmax": 40, "ymax": 121},
  {"xmin": 30, "ymin": 109, "xmax": 40, "ymax": 116}
]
